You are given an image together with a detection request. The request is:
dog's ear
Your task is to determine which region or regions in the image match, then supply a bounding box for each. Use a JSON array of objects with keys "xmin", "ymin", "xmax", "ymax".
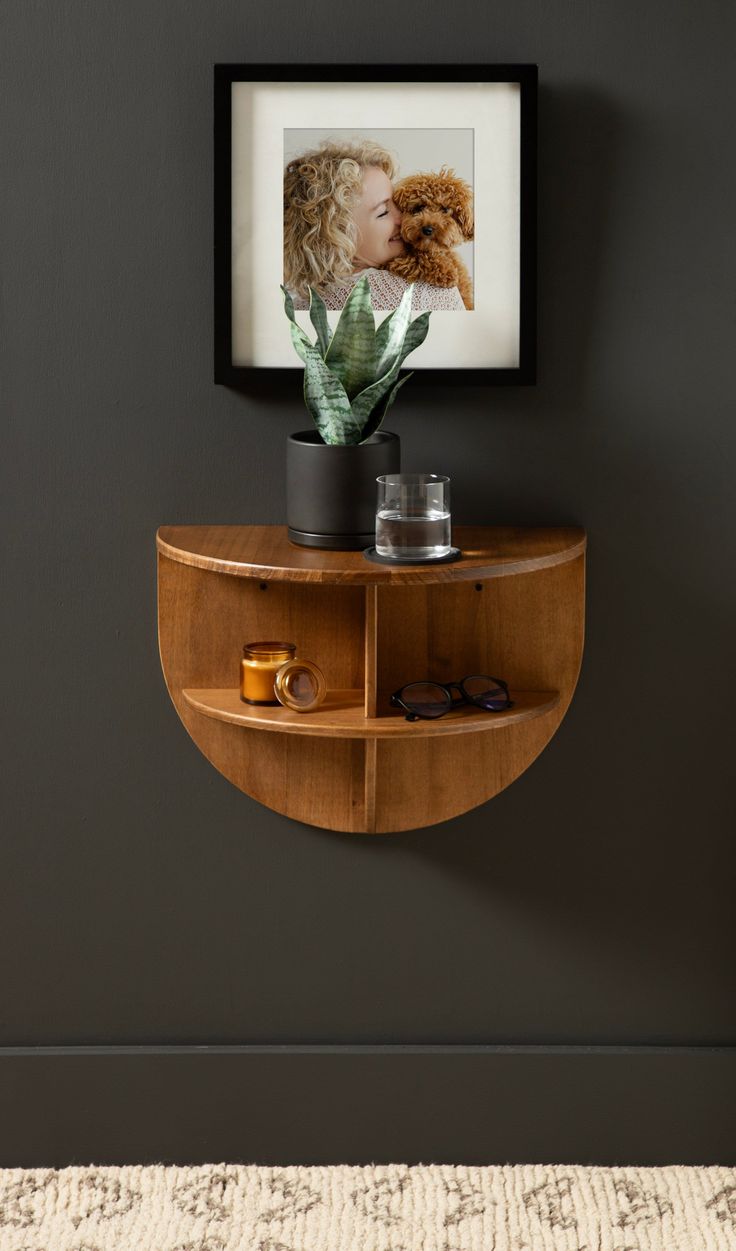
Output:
[
  {"xmin": 391, "ymin": 178, "xmax": 413, "ymax": 211},
  {"xmin": 439, "ymin": 168, "xmax": 474, "ymax": 241},
  {"xmin": 454, "ymin": 188, "xmax": 474, "ymax": 241}
]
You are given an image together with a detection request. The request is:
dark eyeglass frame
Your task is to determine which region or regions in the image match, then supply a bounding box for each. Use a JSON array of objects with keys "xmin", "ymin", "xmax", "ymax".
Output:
[{"xmin": 390, "ymin": 675, "xmax": 513, "ymax": 722}]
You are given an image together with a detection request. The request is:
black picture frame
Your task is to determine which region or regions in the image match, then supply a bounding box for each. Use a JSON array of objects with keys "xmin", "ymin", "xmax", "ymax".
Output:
[{"xmin": 215, "ymin": 64, "xmax": 537, "ymax": 386}]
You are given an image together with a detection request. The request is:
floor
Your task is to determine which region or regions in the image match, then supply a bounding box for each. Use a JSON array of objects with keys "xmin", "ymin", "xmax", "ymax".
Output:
[{"xmin": 2, "ymin": 1162, "xmax": 736, "ymax": 1249}]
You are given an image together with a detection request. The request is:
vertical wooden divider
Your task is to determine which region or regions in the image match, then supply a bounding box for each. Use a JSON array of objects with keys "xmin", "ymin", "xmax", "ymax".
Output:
[
  {"xmin": 364, "ymin": 586, "xmax": 378, "ymax": 718},
  {"xmin": 158, "ymin": 528, "xmax": 586, "ymax": 834},
  {"xmin": 363, "ymin": 586, "xmax": 379, "ymax": 833}
]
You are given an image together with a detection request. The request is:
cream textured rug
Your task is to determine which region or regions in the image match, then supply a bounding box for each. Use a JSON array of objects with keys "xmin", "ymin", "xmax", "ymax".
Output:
[{"xmin": 1, "ymin": 1163, "xmax": 736, "ymax": 1250}]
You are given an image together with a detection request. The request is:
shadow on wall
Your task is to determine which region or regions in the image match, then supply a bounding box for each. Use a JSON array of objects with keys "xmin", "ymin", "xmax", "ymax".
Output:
[
  {"xmin": 229, "ymin": 84, "xmax": 622, "ymax": 417},
  {"xmin": 372, "ymin": 479, "xmax": 736, "ymax": 1044},
  {"xmin": 535, "ymin": 83, "xmax": 622, "ymax": 412},
  {"xmin": 312, "ymin": 410, "xmax": 736, "ymax": 1045}
]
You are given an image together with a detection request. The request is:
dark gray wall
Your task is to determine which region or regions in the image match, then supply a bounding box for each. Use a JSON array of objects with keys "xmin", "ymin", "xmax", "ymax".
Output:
[{"xmin": 2, "ymin": 2, "xmax": 735, "ymax": 1165}]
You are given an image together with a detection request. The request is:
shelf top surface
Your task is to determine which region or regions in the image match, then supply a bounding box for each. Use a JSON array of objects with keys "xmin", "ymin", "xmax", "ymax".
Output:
[
  {"xmin": 182, "ymin": 688, "xmax": 560, "ymax": 738},
  {"xmin": 157, "ymin": 525, "xmax": 586, "ymax": 584}
]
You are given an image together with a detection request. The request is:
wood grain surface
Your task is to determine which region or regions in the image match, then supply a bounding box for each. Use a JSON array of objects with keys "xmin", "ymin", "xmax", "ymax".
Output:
[
  {"xmin": 157, "ymin": 527, "xmax": 586, "ymax": 833},
  {"xmin": 181, "ymin": 687, "xmax": 560, "ymax": 737},
  {"xmin": 157, "ymin": 525, "xmax": 586, "ymax": 585}
]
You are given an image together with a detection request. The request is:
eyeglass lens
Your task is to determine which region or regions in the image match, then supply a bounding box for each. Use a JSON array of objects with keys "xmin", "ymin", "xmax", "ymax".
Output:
[
  {"xmin": 461, "ymin": 675, "xmax": 511, "ymax": 709},
  {"xmin": 399, "ymin": 682, "xmax": 450, "ymax": 718}
]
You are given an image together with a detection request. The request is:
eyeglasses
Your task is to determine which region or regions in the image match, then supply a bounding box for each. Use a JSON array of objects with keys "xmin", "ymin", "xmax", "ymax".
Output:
[{"xmin": 390, "ymin": 676, "xmax": 513, "ymax": 721}]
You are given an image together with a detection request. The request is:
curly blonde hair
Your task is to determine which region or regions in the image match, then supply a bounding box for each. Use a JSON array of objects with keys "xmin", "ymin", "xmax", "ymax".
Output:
[{"xmin": 283, "ymin": 138, "xmax": 398, "ymax": 302}]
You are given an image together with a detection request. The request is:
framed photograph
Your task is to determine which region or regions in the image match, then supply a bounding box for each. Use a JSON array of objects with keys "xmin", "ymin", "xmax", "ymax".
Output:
[{"xmin": 215, "ymin": 64, "xmax": 536, "ymax": 385}]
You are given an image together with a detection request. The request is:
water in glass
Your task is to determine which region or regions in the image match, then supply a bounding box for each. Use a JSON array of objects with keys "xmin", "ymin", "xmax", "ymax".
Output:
[{"xmin": 375, "ymin": 509, "xmax": 452, "ymax": 559}]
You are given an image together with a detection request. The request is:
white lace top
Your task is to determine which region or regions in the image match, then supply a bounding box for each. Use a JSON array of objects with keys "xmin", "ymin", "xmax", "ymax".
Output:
[{"xmin": 288, "ymin": 267, "xmax": 465, "ymax": 312}]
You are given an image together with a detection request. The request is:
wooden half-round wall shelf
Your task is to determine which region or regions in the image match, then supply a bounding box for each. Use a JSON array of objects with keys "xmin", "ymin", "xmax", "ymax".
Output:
[{"xmin": 157, "ymin": 525, "xmax": 586, "ymax": 834}]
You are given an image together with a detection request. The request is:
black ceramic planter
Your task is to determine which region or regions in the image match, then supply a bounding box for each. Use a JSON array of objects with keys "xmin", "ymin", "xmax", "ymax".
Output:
[{"xmin": 286, "ymin": 429, "xmax": 401, "ymax": 550}]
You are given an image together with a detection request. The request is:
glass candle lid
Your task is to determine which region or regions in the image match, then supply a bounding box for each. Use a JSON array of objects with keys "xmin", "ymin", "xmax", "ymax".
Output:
[{"xmin": 273, "ymin": 658, "xmax": 326, "ymax": 712}]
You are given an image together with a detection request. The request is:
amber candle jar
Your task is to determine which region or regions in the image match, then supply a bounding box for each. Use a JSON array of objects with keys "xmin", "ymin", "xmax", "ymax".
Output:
[{"xmin": 240, "ymin": 642, "xmax": 296, "ymax": 705}]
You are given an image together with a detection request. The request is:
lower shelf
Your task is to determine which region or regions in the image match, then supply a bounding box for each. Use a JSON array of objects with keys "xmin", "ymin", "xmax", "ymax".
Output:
[
  {"xmin": 182, "ymin": 688, "xmax": 560, "ymax": 739},
  {"xmin": 159, "ymin": 529, "xmax": 585, "ymax": 830}
]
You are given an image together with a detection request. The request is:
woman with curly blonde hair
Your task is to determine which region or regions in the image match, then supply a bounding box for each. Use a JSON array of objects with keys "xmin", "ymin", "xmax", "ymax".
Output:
[{"xmin": 283, "ymin": 138, "xmax": 464, "ymax": 312}]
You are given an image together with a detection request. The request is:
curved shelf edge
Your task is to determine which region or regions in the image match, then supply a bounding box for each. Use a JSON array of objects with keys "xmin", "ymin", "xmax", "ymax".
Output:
[
  {"xmin": 181, "ymin": 688, "xmax": 561, "ymax": 739},
  {"xmin": 157, "ymin": 527, "xmax": 586, "ymax": 833},
  {"xmin": 157, "ymin": 525, "xmax": 587, "ymax": 585}
]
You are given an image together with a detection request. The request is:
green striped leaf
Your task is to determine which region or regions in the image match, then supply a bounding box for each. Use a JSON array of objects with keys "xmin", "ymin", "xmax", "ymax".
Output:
[
  {"xmin": 359, "ymin": 371, "xmax": 414, "ymax": 441},
  {"xmin": 374, "ymin": 283, "xmax": 414, "ymax": 378},
  {"xmin": 301, "ymin": 345, "xmax": 364, "ymax": 445},
  {"xmin": 348, "ymin": 350, "xmax": 406, "ymax": 431},
  {"xmin": 324, "ymin": 275, "xmax": 377, "ymax": 400},
  {"xmin": 281, "ymin": 285, "xmax": 314, "ymax": 366},
  {"xmin": 396, "ymin": 310, "xmax": 431, "ymax": 363},
  {"xmin": 308, "ymin": 286, "xmax": 332, "ymax": 356},
  {"xmin": 283, "ymin": 276, "xmax": 432, "ymax": 445},
  {"xmin": 349, "ymin": 307, "xmax": 430, "ymax": 434}
]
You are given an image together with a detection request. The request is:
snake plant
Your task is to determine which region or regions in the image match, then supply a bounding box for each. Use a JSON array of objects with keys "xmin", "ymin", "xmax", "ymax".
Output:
[{"xmin": 280, "ymin": 275, "xmax": 431, "ymax": 445}]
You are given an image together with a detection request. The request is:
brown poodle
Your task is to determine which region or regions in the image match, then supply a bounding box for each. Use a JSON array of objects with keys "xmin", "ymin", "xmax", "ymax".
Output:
[{"xmin": 385, "ymin": 165, "xmax": 474, "ymax": 309}]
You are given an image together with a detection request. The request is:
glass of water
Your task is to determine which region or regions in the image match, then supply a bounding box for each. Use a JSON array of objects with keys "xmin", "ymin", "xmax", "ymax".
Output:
[{"xmin": 375, "ymin": 474, "xmax": 451, "ymax": 560}]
